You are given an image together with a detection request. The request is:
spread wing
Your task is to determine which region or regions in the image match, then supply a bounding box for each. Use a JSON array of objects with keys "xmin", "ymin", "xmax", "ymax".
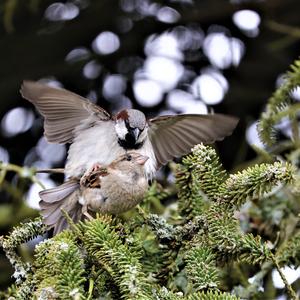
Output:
[
  {"xmin": 20, "ymin": 81, "xmax": 111, "ymax": 144},
  {"xmin": 148, "ymin": 114, "xmax": 238, "ymax": 168}
]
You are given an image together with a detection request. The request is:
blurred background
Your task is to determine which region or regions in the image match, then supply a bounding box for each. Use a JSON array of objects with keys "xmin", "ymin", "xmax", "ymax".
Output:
[{"xmin": 0, "ymin": 0, "xmax": 300, "ymax": 293}]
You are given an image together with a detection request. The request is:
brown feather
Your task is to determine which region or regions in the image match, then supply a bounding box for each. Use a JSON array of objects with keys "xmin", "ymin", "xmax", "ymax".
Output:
[
  {"xmin": 149, "ymin": 114, "xmax": 238, "ymax": 167},
  {"xmin": 39, "ymin": 179, "xmax": 82, "ymax": 234},
  {"xmin": 81, "ymin": 167, "xmax": 109, "ymax": 188},
  {"xmin": 20, "ymin": 81, "xmax": 111, "ymax": 144}
]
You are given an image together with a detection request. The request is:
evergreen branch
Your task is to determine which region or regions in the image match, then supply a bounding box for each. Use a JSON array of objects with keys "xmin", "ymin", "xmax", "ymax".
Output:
[
  {"xmin": 183, "ymin": 144, "xmax": 228, "ymax": 199},
  {"xmin": 156, "ymin": 288, "xmax": 240, "ymax": 299},
  {"xmin": 176, "ymin": 144, "xmax": 227, "ymax": 219},
  {"xmin": 185, "ymin": 246, "xmax": 220, "ymax": 290},
  {"xmin": 145, "ymin": 214, "xmax": 205, "ymax": 246},
  {"xmin": 81, "ymin": 216, "xmax": 152, "ymax": 299},
  {"xmin": 271, "ymin": 254, "xmax": 298, "ymax": 300},
  {"xmin": 205, "ymin": 205, "xmax": 271, "ymax": 264},
  {"xmin": 142, "ymin": 181, "xmax": 171, "ymax": 213},
  {"xmin": 258, "ymin": 57, "xmax": 300, "ymax": 146},
  {"xmin": 223, "ymin": 161, "xmax": 294, "ymax": 209},
  {"xmin": 34, "ymin": 231, "xmax": 86, "ymax": 299},
  {"xmin": 276, "ymin": 230, "xmax": 300, "ymax": 266},
  {"xmin": 187, "ymin": 291, "xmax": 240, "ymax": 300},
  {"xmin": 237, "ymin": 234, "xmax": 271, "ymax": 265},
  {"xmin": 0, "ymin": 218, "xmax": 45, "ymax": 283}
]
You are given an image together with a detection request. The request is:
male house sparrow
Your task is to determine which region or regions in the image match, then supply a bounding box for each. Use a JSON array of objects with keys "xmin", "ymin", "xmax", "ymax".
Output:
[
  {"xmin": 21, "ymin": 81, "xmax": 238, "ymax": 180},
  {"xmin": 39, "ymin": 152, "xmax": 149, "ymax": 234}
]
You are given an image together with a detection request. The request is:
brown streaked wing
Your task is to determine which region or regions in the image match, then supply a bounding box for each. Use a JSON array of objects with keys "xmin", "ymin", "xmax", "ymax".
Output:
[
  {"xmin": 148, "ymin": 114, "xmax": 238, "ymax": 168},
  {"xmin": 83, "ymin": 167, "xmax": 109, "ymax": 189},
  {"xmin": 20, "ymin": 81, "xmax": 111, "ymax": 144}
]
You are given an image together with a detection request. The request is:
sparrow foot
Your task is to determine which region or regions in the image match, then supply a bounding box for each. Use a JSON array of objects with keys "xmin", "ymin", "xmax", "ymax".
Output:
[
  {"xmin": 82, "ymin": 203, "xmax": 94, "ymax": 220},
  {"xmin": 83, "ymin": 211, "xmax": 94, "ymax": 220},
  {"xmin": 80, "ymin": 163, "xmax": 103, "ymax": 187}
]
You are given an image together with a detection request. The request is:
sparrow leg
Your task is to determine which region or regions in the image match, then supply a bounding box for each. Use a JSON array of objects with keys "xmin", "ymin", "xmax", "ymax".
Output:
[
  {"xmin": 80, "ymin": 163, "xmax": 103, "ymax": 186},
  {"xmin": 81, "ymin": 203, "xmax": 94, "ymax": 220}
]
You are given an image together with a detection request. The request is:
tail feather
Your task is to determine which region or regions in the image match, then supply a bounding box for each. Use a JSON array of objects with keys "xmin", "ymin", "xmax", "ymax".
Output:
[
  {"xmin": 39, "ymin": 179, "xmax": 82, "ymax": 234},
  {"xmin": 39, "ymin": 180, "xmax": 79, "ymax": 203}
]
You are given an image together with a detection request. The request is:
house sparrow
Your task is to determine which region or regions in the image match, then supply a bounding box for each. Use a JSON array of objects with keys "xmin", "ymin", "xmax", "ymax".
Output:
[
  {"xmin": 39, "ymin": 152, "xmax": 149, "ymax": 235},
  {"xmin": 21, "ymin": 81, "xmax": 238, "ymax": 179}
]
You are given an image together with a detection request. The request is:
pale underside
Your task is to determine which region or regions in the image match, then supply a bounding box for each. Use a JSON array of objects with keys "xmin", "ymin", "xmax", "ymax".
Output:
[{"xmin": 65, "ymin": 119, "xmax": 157, "ymax": 179}]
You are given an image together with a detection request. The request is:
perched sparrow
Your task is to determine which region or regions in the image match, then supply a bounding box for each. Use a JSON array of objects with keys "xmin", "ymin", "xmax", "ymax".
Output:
[
  {"xmin": 21, "ymin": 81, "xmax": 238, "ymax": 179},
  {"xmin": 39, "ymin": 152, "xmax": 149, "ymax": 234}
]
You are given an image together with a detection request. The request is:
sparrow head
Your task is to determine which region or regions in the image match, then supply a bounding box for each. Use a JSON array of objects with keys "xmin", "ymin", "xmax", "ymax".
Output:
[
  {"xmin": 109, "ymin": 152, "xmax": 149, "ymax": 172},
  {"xmin": 115, "ymin": 109, "xmax": 147, "ymax": 149}
]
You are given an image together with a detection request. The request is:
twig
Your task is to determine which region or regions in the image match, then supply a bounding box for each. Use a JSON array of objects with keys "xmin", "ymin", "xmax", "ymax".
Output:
[
  {"xmin": 271, "ymin": 254, "xmax": 298, "ymax": 300},
  {"xmin": 266, "ymin": 20, "xmax": 300, "ymax": 39},
  {"xmin": 35, "ymin": 168, "xmax": 65, "ymax": 174}
]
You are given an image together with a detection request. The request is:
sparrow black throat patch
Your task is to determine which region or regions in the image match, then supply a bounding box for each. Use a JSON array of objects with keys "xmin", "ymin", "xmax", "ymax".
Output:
[{"xmin": 118, "ymin": 137, "xmax": 143, "ymax": 150}]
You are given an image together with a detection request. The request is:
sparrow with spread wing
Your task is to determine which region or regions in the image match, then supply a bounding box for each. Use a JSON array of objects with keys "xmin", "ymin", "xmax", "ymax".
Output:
[
  {"xmin": 21, "ymin": 81, "xmax": 238, "ymax": 180},
  {"xmin": 39, "ymin": 152, "xmax": 149, "ymax": 234}
]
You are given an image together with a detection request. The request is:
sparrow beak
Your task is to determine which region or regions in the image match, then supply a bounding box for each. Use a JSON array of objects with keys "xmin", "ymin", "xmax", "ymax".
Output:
[
  {"xmin": 132, "ymin": 128, "xmax": 140, "ymax": 141},
  {"xmin": 136, "ymin": 155, "xmax": 149, "ymax": 165}
]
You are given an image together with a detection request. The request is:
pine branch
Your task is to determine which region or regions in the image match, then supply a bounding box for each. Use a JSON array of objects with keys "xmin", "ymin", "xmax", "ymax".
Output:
[
  {"xmin": 155, "ymin": 288, "xmax": 240, "ymax": 299},
  {"xmin": 258, "ymin": 57, "xmax": 300, "ymax": 146},
  {"xmin": 34, "ymin": 231, "xmax": 86, "ymax": 299},
  {"xmin": 176, "ymin": 144, "xmax": 227, "ymax": 219},
  {"xmin": 223, "ymin": 161, "xmax": 294, "ymax": 209},
  {"xmin": 0, "ymin": 218, "xmax": 45, "ymax": 284},
  {"xmin": 185, "ymin": 246, "xmax": 220, "ymax": 291},
  {"xmin": 276, "ymin": 230, "xmax": 300, "ymax": 266},
  {"xmin": 81, "ymin": 216, "xmax": 152, "ymax": 299}
]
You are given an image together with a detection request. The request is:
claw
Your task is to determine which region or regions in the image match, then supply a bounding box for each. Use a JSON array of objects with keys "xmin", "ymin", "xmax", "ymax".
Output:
[
  {"xmin": 91, "ymin": 163, "xmax": 102, "ymax": 172},
  {"xmin": 82, "ymin": 203, "xmax": 94, "ymax": 220},
  {"xmin": 80, "ymin": 163, "xmax": 103, "ymax": 187},
  {"xmin": 83, "ymin": 211, "xmax": 94, "ymax": 220}
]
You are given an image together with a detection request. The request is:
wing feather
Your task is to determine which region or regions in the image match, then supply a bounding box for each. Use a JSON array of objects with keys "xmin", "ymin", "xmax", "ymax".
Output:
[
  {"xmin": 149, "ymin": 114, "xmax": 238, "ymax": 167},
  {"xmin": 21, "ymin": 81, "xmax": 111, "ymax": 143}
]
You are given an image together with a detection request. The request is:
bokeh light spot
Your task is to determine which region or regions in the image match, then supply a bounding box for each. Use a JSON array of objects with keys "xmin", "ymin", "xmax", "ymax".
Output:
[
  {"xmin": 157, "ymin": 6, "xmax": 180, "ymax": 24},
  {"xmin": 65, "ymin": 47, "xmax": 90, "ymax": 62},
  {"xmin": 103, "ymin": 75, "xmax": 127, "ymax": 99},
  {"xmin": 45, "ymin": 2, "xmax": 79, "ymax": 21},
  {"xmin": 26, "ymin": 179, "xmax": 56, "ymax": 209},
  {"xmin": 192, "ymin": 69, "xmax": 229, "ymax": 105},
  {"xmin": 0, "ymin": 146, "xmax": 9, "ymax": 163},
  {"xmin": 233, "ymin": 10, "xmax": 260, "ymax": 37},
  {"xmin": 92, "ymin": 31, "xmax": 120, "ymax": 55},
  {"xmin": 203, "ymin": 32, "xmax": 245, "ymax": 68},
  {"xmin": 145, "ymin": 33, "xmax": 183, "ymax": 60},
  {"xmin": 83, "ymin": 60, "xmax": 101, "ymax": 79},
  {"xmin": 133, "ymin": 79, "xmax": 163, "ymax": 107},
  {"xmin": 167, "ymin": 89, "xmax": 207, "ymax": 114},
  {"xmin": 1, "ymin": 107, "xmax": 34, "ymax": 137},
  {"xmin": 246, "ymin": 122, "xmax": 265, "ymax": 148},
  {"xmin": 144, "ymin": 56, "xmax": 184, "ymax": 91},
  {"xmin": 36, "ymin": 137, "xmax": 66, "ymax": 164}
]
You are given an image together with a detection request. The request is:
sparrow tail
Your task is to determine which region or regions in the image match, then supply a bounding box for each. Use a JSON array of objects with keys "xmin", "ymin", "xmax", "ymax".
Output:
[{"xmin": 39, "ymin": 179, "xmax": 82, "ymax": 235}]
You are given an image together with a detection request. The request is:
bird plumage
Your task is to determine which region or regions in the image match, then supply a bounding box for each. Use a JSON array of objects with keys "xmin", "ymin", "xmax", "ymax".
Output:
[
  {"xmin": 39, "ymin": 152, "xmax": 149, "ymax": 234},
  {"xmin": 21, "ymin": 80, "xmax": 238, "ymax": 180}
]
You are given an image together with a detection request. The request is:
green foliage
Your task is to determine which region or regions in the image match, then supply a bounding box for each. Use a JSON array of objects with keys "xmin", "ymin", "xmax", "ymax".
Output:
[
  {"xmin": 2, "ymin": 57, "xmax": 300, "ymax": 299},
  {"xmin": 34, "ymin": 231, "xmax": 86, "ymax": 299},
  {"xmin": 258, "ymin": 57, "xmax": 300, "ymax": 146},
  {"xmin": 185, "ymin": 246, "xmax": 220, "ymax": 290}
]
